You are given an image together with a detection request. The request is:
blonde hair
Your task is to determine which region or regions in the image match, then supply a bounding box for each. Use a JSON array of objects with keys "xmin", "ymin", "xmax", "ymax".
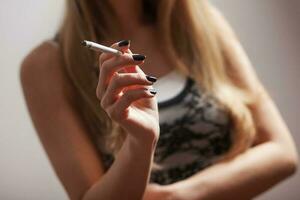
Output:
[{"xmin": 58, "ymin": 0, "xmax": 256, "ymax": 167}]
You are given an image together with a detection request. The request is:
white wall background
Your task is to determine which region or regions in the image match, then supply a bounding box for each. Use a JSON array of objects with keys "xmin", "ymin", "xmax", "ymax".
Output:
[{"xmin": 0, "ymin": 0, "xmax": 299, "ymax": 199}]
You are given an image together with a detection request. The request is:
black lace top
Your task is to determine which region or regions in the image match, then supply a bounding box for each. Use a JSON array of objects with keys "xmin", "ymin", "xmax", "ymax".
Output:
[{"xmin": 99, "ymin": 72, "xmax": 233, "ymax": 185}]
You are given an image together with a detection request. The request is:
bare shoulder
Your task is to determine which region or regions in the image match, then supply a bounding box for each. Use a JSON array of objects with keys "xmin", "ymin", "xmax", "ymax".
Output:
[
  {"xmin": 20, "ymin": 40, "xmax": 105, "ymax": 199},
  {"xmin": 20, "ymin": 40, "xmax": 62, "ymax": 79},
  {"xmin": 20, "ymin": 40, "xmax": 76, "ymax": 105}
]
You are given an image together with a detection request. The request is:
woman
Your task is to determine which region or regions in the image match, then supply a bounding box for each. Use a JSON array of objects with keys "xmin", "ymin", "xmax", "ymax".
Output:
[{"xmin": 20, "ymin": 0, "xmax": 298, "ymax": 200}]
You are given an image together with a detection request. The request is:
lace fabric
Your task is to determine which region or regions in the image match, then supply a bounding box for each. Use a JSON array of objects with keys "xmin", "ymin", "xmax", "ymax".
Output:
[{"xmin": 100, "ymin": 74, "xmax": 232, "ymax": 185}]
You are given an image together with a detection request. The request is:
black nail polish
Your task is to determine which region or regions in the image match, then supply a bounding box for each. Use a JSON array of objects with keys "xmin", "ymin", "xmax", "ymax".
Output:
[
  {"xmin": 148, "ymin": 88, "xmax": 157, "ymax": 95},
  {"xmin": 132, "ymin": 54, "xmax": 146, "ymax": 61},
  {"xmin": 118, "ymin": 40, "xmax": 130, "ymax": 47},
  {"xmin": 146, "ymin": 75, "xmax": 157, "ymax": 83}
]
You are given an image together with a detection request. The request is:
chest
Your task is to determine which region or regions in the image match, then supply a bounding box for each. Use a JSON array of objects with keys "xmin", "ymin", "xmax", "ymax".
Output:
[
  {"xmin": 149, "ymin": 72, "xmax": 232, "ymax": 184},
  {"xmin": 99, "ymin": 71, "xmax": 233, "ymax": 185}
]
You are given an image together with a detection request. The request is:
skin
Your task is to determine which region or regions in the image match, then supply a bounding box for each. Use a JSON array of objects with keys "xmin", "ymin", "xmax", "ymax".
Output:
[{"xmin": 19, "ymin": 0, "xmax": 298, "ymax": 200}]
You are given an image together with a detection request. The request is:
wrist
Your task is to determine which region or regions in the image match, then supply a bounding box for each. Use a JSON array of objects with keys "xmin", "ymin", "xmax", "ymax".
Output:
[
  {"xmin": 127, "ymin": 129, "xmax": 159, "ymax": 143},
  {"xmin": 121, "ymin": 123, "xmax": 160, "ymax": 144},
  {"xmin": 126, "ymin": 133, "xmax": 158, "ymax": 153}
]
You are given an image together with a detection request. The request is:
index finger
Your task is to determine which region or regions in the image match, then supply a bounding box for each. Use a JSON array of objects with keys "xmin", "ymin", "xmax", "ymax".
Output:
[{"xmin": 99, "ymin": 40, "xmax": 131, "ymax": 67}]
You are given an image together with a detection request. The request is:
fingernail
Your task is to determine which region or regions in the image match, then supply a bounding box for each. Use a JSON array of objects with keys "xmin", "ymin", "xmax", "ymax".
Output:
[
  {"xmin": 148, "ymin": 88, "xmax": 157, "ymax": 95},
  {"xmin": 118, "ymin": 40, "xmax": 130, "ymax": 47},
  {"xmin": 132, "ymin": 54, "xmax": 146, "ymax": 61},
  {"xmin": 146, "ymin": 75, "xmax": 157, "ymax": 83}
]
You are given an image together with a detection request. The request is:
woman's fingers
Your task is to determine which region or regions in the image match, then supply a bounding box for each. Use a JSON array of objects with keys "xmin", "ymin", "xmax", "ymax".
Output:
[
  {"xmin": 100, "ymin": 72, "xmax": 157, "ymax": 108},
  {"xmin": 97, "ymin": 53, "xmax": 146, "ymax": 100},
  {"xmin": 121, "ymin": 48, "xmax": 139, "ymax": 74},
  {"xmin": 99, "ymin": 40, "xmax": 131, "ymax": 66},
  {"xmin": 105, "ymin": 87, "xmax": 157, "ymax": 122},
  {"xmin": 97, "ymin": 40, "xmax": 130, "ymax": 100},
  {"xmin": 121, "ymin": 48, "xmax": 149, "ymax": 76}
]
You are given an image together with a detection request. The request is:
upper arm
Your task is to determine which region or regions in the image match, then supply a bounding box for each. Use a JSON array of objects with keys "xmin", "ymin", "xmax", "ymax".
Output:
[
  {"xmin": 20, "ymin": 41, "xmax": 105, "ymax": 200},
  {"xmin": 208, "ymin": 4, "xmax": 298, "ymax": 161}
]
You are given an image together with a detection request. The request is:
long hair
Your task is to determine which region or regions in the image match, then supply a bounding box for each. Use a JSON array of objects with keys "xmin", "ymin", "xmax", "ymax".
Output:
[{"xmin": 58, "ymin": 0, "xmax": 257, "ymax": 168}]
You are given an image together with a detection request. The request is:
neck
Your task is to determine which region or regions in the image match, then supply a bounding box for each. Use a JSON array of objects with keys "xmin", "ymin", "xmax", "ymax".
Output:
[{"xmin": 108, "ymin": 0, "xmax": 145, "ymax": 38}]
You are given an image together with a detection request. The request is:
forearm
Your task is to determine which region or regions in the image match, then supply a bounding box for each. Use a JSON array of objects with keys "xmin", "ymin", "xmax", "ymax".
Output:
[
  {"xmin": 169, "ymin": 142, "xmax": 297, "ymax": 200},
  {"xmin": 82, "ymin": 135, "xmax": 157, "ymax": 200}
]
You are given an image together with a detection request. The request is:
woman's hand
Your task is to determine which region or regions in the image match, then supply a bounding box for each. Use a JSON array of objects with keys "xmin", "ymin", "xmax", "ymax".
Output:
[{"xmin": 96, "ymin": 40, "xmax": 160, "ymax": 142}]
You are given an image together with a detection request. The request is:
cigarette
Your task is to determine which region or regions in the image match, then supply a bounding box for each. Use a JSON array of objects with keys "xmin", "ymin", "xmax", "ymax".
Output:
[{"xmin": 81, "ymin": 40, "xmax": 123, "ymax": 56}]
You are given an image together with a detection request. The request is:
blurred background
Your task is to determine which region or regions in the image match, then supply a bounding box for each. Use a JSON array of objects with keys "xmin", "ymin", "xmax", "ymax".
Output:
[{"xmin": 0, "ymin": 0, "xmax": 299, "ymax": 199}]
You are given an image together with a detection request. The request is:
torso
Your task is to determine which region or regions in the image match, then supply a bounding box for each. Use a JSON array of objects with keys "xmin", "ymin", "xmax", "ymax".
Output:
[
  {"xmin": 100, "ymin": 70, "xmax": 232, "ymax": 185},
  {"xmin": 52, "ymin": 30, "xmax": 233, "ymax": 185}
]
